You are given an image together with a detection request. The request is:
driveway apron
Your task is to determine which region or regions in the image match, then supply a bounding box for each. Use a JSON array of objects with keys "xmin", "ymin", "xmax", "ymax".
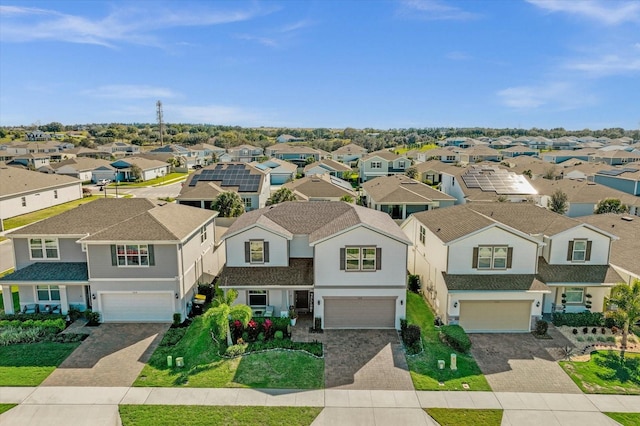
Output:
[
  {"xmin": 469, "ymin": 329, "xmax": 582, "ymax": 393},
  {"xmin": 324, "ymin": 329, "xmax": 414, "ymax": 390},
  {"xmin": 41, "ymin": 323, "xmax": 169, "ymax": 387}
]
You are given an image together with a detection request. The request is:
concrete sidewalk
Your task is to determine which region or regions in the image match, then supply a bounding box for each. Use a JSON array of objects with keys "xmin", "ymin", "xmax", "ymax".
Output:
[{"xmin": 0, "ymin": 387, "xmax": 637, "ymax": 425}]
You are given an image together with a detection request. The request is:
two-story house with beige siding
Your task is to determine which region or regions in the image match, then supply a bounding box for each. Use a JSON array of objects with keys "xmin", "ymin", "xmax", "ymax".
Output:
[
  {"xmin": 0, "ymin": 199, "xmax": 221, "ymax": 323},
  {"xmin": 218, "ymin": 201, "xmax": 411, "ymax": 329},
  {"xmin": 402, "ymin": 203, "xmax": 621, "ymax": 333}
]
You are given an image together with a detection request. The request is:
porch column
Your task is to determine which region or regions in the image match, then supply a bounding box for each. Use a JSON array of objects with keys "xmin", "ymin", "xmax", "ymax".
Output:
[
  {"xmin": 1, "ymin": 285, "xmax": 15, "ymax": 315},
  {"xmin": 58, "ymin": 285, "xmax": 69, "ymax": 315},
  {"xmin": 402, "ymin": 204, "xmax": 407, "ymax": 219}
]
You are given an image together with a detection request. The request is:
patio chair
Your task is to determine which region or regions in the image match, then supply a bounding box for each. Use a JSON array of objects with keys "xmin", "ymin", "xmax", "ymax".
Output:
[
  {"xmin": 22, "ymin": 304, "xmax": 38, "ymax": 314},
  {"xmin": 49, "ymin": 304, "xmax": 61, "ymax": 314},
  {"xmin": 264, "ymin": 305, "xmax": 274, "ymax": 318}
]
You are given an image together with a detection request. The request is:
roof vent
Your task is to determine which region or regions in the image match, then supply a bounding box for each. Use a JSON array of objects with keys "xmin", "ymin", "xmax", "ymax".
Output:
[{"xmin": 621, "ymin": 216, "xmax": 634, "ymax": 222}]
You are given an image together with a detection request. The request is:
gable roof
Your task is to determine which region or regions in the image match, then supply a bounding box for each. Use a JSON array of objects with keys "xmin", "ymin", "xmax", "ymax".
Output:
[
  {"xmin": 361, "ymin": 150, "xmax": 403, "ymax": 162},
  {"xmin": 177, "ymin": 162, "xmax": 267, "ymax": 199},
  {"xmin": 443, "ymin": 273, "xmax": 548, "ymax": 292},
  {"xmin": 112, "ymin": 156, "xmax": 168, "ymax": 170},
  {"xmin": 223, "ymin": 201, "xmax": 410, "ymax": 245},
  {"xmin": 529, "ymin": 178, "xmax": 640, "ymax": 208},
  {"xmin": 52, "ymin": 157, "xmax": 112, "ymax": 171},
  {"xmin": 0, "ymin": 165, "xmax": 80, "ymax": 198},
  {"xmin": 332, "ymin": 143, "xmax": 368, "ymax": 155},
  {"xmin": 304, "ymin": 158, "xmax": 352, "ymax": 173},
  {"xmin": 363, "ymin": 175, "xmax": 454, "ymax": 203},
  {"xmin": 283, "ymin": 174, "xmax": 355, "ymax": 199}
]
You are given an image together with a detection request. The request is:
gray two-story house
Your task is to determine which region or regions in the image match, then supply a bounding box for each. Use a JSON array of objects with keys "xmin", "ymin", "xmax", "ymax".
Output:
[{"xmin": 358, "ymin": 150, "xmax": 410, "ymax": 183}]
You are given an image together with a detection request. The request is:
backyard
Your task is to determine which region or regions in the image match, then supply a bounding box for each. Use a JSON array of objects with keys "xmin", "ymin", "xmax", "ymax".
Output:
[
  {"xmin": 134, "ymin": 314, "xmax": 324, "ymax": 389},
  {"xmin": 405, "ymin": 291, "xmax": 491, "ymax": 391}
]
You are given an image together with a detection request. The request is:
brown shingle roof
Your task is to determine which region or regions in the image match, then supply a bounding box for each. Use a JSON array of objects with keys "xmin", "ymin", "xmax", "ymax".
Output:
[
  {"xmin": 443, "ymin": 273, "xmax": 549, "ymax": 291},
  {"xmin": 0, "ymin": 166, "xmax": 80, "ymax": 198},
  {"xmin": 361, "ymin": 150, "xmax": 402, "ymax": 162},
  {"xmin": 363, "ymin": 175, "xmax": 454, "ymax": 203},
  {"xmin": 218, "ymin": 258, "xmax": 314, "ymax": 287},
  {"xmin": 283, "ymin": 175, "xmax": 355, "ymax": 199},
  {"xmin": 537, "ymin": 257, "xmax": 623, "ymax": 284},
  {"xmin": 529, "ymin": 178, "xmax": 640, "ymax": 207},
  {"xmin": 411, "ymin": 205, "xmax": 496, "ymax": 243}
]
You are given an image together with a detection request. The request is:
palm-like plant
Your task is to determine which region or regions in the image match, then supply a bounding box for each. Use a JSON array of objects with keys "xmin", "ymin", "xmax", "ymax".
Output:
[
  {"xmin": 205, "ymin": 288, "xmax": 252, "ymax": 346},
  {"xmin": 266, "ymin": 187, "xmax": 297, "ymax": 206},
  {"xmin": 211, "ymin": 191, "xmax": 245, "ymax": 217},
  {"xmin": 605, "ymin": 280, "xmax": 640, "ymax": 359}
]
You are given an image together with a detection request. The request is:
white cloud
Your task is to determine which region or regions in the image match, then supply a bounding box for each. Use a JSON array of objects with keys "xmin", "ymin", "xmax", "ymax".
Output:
[
  {"xmin": 566, "ymin": 54, "xmax": 640, "ymax": 76},
  {"xmin": 397, "ymin": 0, "xmax": 480, "ymax": 21},
  {"xmin": 526, "ymin": 0, "xmax": 640, "ymax": 25},
  {"xmin": 497, "ymin": 82, "xmax": 595, "ymax": 110},
  {"xmin": 234, "ymin": 33, "xmax": 279, "ymax": 48},
  {"xmin": 82, "ymin": 85, "xmax": 178, "ymax": 100},
  {"xmin": 446, "ymin": 51, "xmax": 471, "ymax": 61},
  {"xmin": 170, "ymin": 104, "xmax": 273, "ymax": 126},
  {"xmin": 235, "ymin": 19, "xmax": 314, "ymax": 48},
  {"xmin": 0, "ymin": 4, "xmax": 268, "ymax": 47}
]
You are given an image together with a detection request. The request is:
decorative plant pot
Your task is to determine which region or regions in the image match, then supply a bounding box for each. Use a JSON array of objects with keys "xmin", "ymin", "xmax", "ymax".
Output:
[{"xmin": 290, "ymin": 318, "xmax": 297, "ymax": 326}]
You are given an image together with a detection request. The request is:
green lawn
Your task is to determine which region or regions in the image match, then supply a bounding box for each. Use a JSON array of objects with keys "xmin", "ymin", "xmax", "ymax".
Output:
[
  {"xmin": 2, "ymin": 196, "xmax": 100, "ymax": 230},
  {"xmin": 0, "ymin": 404, "xmax": 17, "ymax": 415},
  {"xmin": 395, "ymin": 144, "xmax": 438, "ymax": 155},
  {"xmin": 119, "ymin": 406, "xmax": 322, "ymax": 426},
  {"xmin": 560, "ymin": 350, "xmax": 640, "ymax": 394},
  {"xmin": 134, "ymin": 316, "xmax": 324, "ymax": 388},
  {"xmin": 406, "ymin": 292, "xmax": 491, "ymax": 391},
  {"xmin": 0, "ymin": 342, "xmax": 81, "ymax": 386},
  {"xmin": 426, "ymin": 408, "xmax": 503, "ymax": 426},
  {"xmin": 110, "ymin": 172, "xmax": 188, "ymax": 188},
  {"xmin": 604, "ymin": 412, "xmax": 640, "ymax": 426},
  {"xmin": 0, "ymin": 284, "xmax": 19, "ymax": 313}
]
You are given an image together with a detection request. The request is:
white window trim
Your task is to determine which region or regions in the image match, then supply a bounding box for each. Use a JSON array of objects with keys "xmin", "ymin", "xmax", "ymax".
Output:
[
  {"xmin": 371, "ymin": 161, "xmax": 382, "ymax": 169},
  {"xmin": 36, "ymin": 285, "xmax": 61, "ymax": 302},
  {"xmin": 29, "ymin": 238, "xmax": 60, "ymax": 260},
  {"xmin": 564, "ymin": 287, "xmax": 584, "ymax": 304},
  {"xmin": 345, "ymin": 246, "xmax": 376, "ymax": 272},
  {"xmin": 116, "ymin": 244, "xmax": 150, "ymax": 267},
  {"xmin": 250, "ymin": 240, "xmax": 264, "ymax": 264},
  {"xmin": 572, "ymin": 240, "xmax": 587, "ymax": 262},
  {"xmin": 200, "ymin": 226, "xmax": 207, "ymax": 244},
  {"xmin": 248, "ymin": 290, "xmax": 268, "ymax": 306},
  {"xmin": 419, "ymin": 226, "xmax": 426, "ymax": 245}
]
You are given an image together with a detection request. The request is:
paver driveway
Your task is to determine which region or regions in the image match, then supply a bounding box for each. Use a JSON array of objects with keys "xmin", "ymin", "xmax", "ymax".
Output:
[
  {"xmin": 469, "ymin": 327, "xmax": 581, "ymax": 393},
  {"xmin": 324, "ymin": 329, "xmax": 414, "ymax": 390},
  {"xmin": 41, "ymin": 323, "xmax": 168, "ymax": 387}
]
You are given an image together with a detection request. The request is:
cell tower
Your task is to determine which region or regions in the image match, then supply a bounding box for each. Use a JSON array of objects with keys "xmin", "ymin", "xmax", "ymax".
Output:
[{"xmin": 156, "ymin": 100, "xmax": 164, "ymax": 146}]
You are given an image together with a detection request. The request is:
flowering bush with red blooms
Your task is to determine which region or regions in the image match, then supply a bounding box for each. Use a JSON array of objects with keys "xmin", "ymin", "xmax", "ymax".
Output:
[
  {"xmin": 247, "ymin": 319, "xmax": 259, "ymax": 340},
  {"xmin": 263, "ymin": 319, "xmax": 273, "ymax": 338},
  {"xmin": 232, "ymin": 320, "xmax": 243, "ymax": 341}
]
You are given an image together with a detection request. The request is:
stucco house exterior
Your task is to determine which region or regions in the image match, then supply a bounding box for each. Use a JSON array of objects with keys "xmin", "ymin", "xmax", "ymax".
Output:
[
  {"xmin": 52, "ymin": 157, "xmax": 113, "ymax": 182},
  {"xmin": 358, "ymin": 150, "xmax": 410, "ymax": 183},
  {"xmin": 227, "ymin": 144, "xmax": 264, "ymax": 163},
  {"xmin": 304, "ymin": 159, "xmax": 352, "ymax": 179},
  {"xmin": 0, "ymin": 198, "xmax": 221, "ymax": 323},
  {"xmin": 110, "ymin": 157, "xmax": 170, "ymax": 182},
  {"xmin": 282, "ymin": 174, "xmax": 356, "ymax": 201},
  {"xmin": 331, "ymin": 143, "xmax": 368, "ymax": 165},
  {"xmin": 402, "ymin": 203, "xmax": 621, "ymax": 333},
  {"xmin": 265, "ymin": 144, "xmax": 322, "ymax": 167},
  {"xmin": 218, "ymin": 201, "xmax": 411, "ymax": 329},
  {"xmin": 252, "ymin": 158, "xmax": 297, "ymax": 185}
]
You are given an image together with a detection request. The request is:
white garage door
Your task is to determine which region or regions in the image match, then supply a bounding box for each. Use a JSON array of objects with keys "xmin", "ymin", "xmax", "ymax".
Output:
[
  {"xmin": 459, "ymin": 300, "xmax": 532, "ymax": 333},
  {"xmin": 100, "ymin": 292, "xmax": 173, "ymax": 322},
  {"xmin": 324, "ymin": 297, "xmax": 395, "ymax": 329}
]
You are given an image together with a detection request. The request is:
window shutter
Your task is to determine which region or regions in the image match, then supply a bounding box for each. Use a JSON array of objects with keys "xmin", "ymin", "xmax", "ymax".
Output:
[
  {"xmin": 567, "ymin": 241, "xmax": 574, "ymax": 261},
  {"xmin": 245, "ymin": 242, "xmax": 250, "ymax": 263},
  {"xmin": 148, "ymin": 245, "xmax": 155, "ymax": 266},
  {"xmin": 472, "ymin": 247, "xmax": 478, "ymax": 268},
  {"xmin": 585, "ymin": 241, "xmax": 592, "ymax": 261},
  {"xmin": 340, "ymin": 248, "xmax": 345, "ymax": 270},
  {"xmin": 376, "ymin": 247, "xmax": 382, "ymax": 270},
  {"xmin": 110, "ymin": 245, "xmax": 117, "ymax": 266},
  {"xmin": 507, "ymin": 247, "xmax": 513, "ymax": 268},
  {"xmin": 264, "ymin": 242, "xmax": 270, "ymax": 263}
]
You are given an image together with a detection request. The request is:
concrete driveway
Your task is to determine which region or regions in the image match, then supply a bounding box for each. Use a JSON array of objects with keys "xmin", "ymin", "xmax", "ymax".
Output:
[
  {"xmin": 469, "ymin": 327, "xmax": 582, "ymax": 393},
  {"xmin": 41, "ymin": 323, "xmax": 169, "ymax": 387},
  {"xmin": 323, "ymin": 330, "xmax": 414, "ymax": 390}
]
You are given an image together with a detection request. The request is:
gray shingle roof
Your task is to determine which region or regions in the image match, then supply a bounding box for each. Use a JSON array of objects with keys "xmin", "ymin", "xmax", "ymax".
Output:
[
  {"xmin": 283, "ymin": 175, "xmax": 355, "ymax": 199},
  {"xmin": 0, "ymin": 165, "xmax": 80, "ymax": 198},
  {"xmin": 411, "ymin": 205, "xmax": 496, "ymax": 243},
  {"xmin": 537, "ymin": 257, "xmax": 623, "ymax": 284},
  {"xmin": 363, "ymin": 175, "xmax": 454, "ymax": 204},
  {"xmin": 0, "ymin": 262, "xmax": 88, "ymax": 282},
  {"xmin": 218, "ymin": 258, "xmax": 314, "ymax": 287},
  {"xmin": 443, "ymin": 273, "xmax": 549, "ymax": 292}
]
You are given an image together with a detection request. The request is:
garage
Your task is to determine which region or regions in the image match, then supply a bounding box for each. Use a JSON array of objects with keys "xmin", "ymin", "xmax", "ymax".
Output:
[
  {"xmin": 100, "ymin": 292, "xmax": 174, "ymax": 322},
  {"xmin": 324, "ymin": 297, "xmax": 395, "ymax": 329},
  {"xmin": 459, "ymin": 300, "xmax": 532, "ymax": 333}
]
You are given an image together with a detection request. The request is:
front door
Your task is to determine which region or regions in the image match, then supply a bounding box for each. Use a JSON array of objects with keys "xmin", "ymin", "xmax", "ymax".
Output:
[{"xmin": 295, "ymin": 290, "xmax": 309, "ymax": 313}]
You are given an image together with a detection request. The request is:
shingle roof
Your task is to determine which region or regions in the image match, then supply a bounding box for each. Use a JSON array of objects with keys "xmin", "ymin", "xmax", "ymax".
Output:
[
  {"xmin": 223, "ymin": 201, "xmax": 410, "ymax": 245},
  {"xmin": 363, "ymin": 175, "xmax": 454, "ymax": 203},
  {"xmin": 304, "ymin": 159, "xmax": 352, "ymax": 173},
  {"xmin": 283, "ymin": 175, "xmax": 355, "ymax": 199},
  {"xmin": 52, "ymin": 157, "xmax": 112, "ymax": 171},
  {"xmin": 361, "ymin": 150, "xmax": 402, "ymax": 161},
  {"xmin": 332, "ymin": 143, "xmax": 368, "ymax": 155},
  {"xmin": 443, "ymin": 273, "xmax": 549, "ymax": 292},
  {"xmin": 411, "ymin": 205, "xmax": 497, "ymax": 243},
  {"xmin": 529, "ymin": 178, "xmax": 640, "ymax": 207},
  {"xmin": 0, "ymin": 262, "xmax": 88, "ymax": 282},
  {"xmin": 218, "ymin": 258, "xmax": 314, "ymax": 287},
  {"xmin": 537, "ymin": 257, "xmax": 623, "ymax": 284},
  {"xmin": 0, "ymin": 166, "xmax": 80, "ymax": 197}
]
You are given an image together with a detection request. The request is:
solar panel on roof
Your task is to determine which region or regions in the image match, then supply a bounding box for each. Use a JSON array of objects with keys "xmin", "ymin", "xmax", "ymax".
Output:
[{"xmin": 461, "ymin": 167, "xmax": 536, "ymax": 195}]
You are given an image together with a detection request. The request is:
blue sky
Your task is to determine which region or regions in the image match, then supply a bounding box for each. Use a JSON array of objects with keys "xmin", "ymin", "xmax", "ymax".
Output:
[{"xmin": 1, "ymin": 0, "xmax": 639, "ymax": 130}]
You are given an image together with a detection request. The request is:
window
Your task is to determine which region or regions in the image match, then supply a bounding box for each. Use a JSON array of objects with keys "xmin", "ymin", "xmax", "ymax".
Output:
[
  {"xmin": 248, "ymin": 290, "xmax": 267, "ymax": 306},
  {"xmin": 419, "ymin": 226, "xmax": 426, "ymax": 245},
  {"xmin": 564, "ymin": 287, "xmax": 584, "ymax": 304},
  {"xmin": 398, "ymin": 161, "xmax": 405, "ymax": 168},
  {"xmin": 54, "ymin": 190, "xmax": 58, "ymax": 199},
  {"xmin": 116, "ymin": 244, "xmax": 149, "ymax": 266},
  {"xmin": 371, "ymin": 161, "xmax": 382, "ymax": 169},
  {"xmin": 567, "ymin": 239, "xmax": 591, "ymax": 262},
  {"xmin": 474, "ymin": 246, "xmax": 511, "ymax": 270},
  {"xmin": 29, "ymin": 238, "xmax": 59, "ymax": 259},
  {"xmin": 244, "ymin": 240, "xmax": 269, "ymax": 264},
  {"xmin": 242, "ymin": 197, "xmax": 252, "ymax": 209},
  {"xmin": 21, "ymin": 197, "xmax": 26, "ymax": 207},
  {"xmin": 37, "ymin": 285, "xmax": 60, "ymax": 302},
  {"xmin": 200, "ymin": 226, "xmax": 207, "ymax": 244},
  {"xmin": 342, "ymin": 246, "xmax": 380, "ymax": 271},
  {"xmin": 446, "ymin": 156, "xmax": 456, "ymax": 161}
]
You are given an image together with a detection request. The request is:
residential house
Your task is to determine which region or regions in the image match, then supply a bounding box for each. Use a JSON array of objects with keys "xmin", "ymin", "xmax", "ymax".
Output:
[
  {"xmin": 252, "ymin": 158, "xmax": 297, "ymax": 185},
  {"xmin": 25, "ymin": 130, "xmax": 51, "ymax": 141},
  {"xmin": 110, "ymin": 157, "xmax": 170, "ymax": 182},
  {"xmin": 358, "ymin": 150, "xmax": 410, "ymax": 183},
  {"xmin": 147, "ymin": 145, "xmax": 200, "ymax": 168},
  {"xmin": 227, "ymin": 144, "xmax": 264, "ymax": 163},
  {"xmin": 0, "ymin": 199, "xmax": 221, "ymax": 322},
  {"xmin": 276, "ymin": 134, "xmax": 305, "ymax": 143},
  {"xmin": 52, "ymin": 157, "xmax": 113, "ymax": 182},
  {"xmin": 218, "ymin": 201, "xmax": 411, "ymax": 329},
  {"xmin": 541, "ymin": 148, "xmax": 596, "ymax": 164},
  {"xmin": 362, "ymin": 175, "xmax": 455, "ymax": 220},
  {"xmin": 9, "ymin": 153, "xmax": 51, "ymax": 169},
  {"xmin": 589, "ymin": 150, "xmax": 640, "ymax": 166},
  {"xmin": 500, "ymin": 145, "xmax": 539, "ymax": 158},
  {"xmin": 97, "ymin": 142, "xmax": 140, "ymax": 157},
  {"xmin": 420, "ymin": 147, "xmax": 461, "ymax": 163},
  {"xmin": 402, "ymin": 203, "xmax": 621, "ymax": 332},
  {"xmin": 282, "ymin": 174, "xmax": 356, "ymax": 201},
  {"xmin": 59, "ymin": 147, "xmax": 111, "ymax": 160},
  {"xmin": 0, "ymin": 166, "xmax": 82, "ymax": 231},
  {"xmin": 265, "ymin": 144, "xmax": 322, "ymax": 167},
  {"xmin": 177, "ymin": 162, "xmax": 270, "ymax": 212},
  {"xmin": 331, "ymin": 143, "xmax": 368, "ymax": 165},
  {"xmin": 594, "ymin": 167, "xmax": 640, "ymax": 196},
  {"xmin": 457, "ymin": 146, "xmax": 503, "ymax": 164},
  {"xmin": 303, "ymin": 159, "xmax": 352, "ymax": 179},
  {"xmin": 190, "ymin": 143, "xmax": 226, "ymax": 165}
]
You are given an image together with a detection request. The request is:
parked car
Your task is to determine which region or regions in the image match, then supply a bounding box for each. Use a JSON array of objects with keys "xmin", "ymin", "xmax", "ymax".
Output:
[{"xmin": 96, "ymin": 179, "xmax": 111, "ymax": 186}]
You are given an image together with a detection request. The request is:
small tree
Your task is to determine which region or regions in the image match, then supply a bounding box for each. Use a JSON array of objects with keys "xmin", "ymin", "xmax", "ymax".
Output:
[
  {"xmin": 211, "ymin": 191, "xmax": 245, "ymax": 217},
  {"xmin": 523, "ymin": 169, "xmax": 533, "ymax": 179},
  {"xmin": 266, "ymin": 187, "xmax": 297, "ymax": 206},
  {"xmin": 340, "ymin": 194, "xmax": 354, "ymax": 203},
  {"xmin": 605, "ymin": 280, "xmax": 640, "ymax": 359},
  {"xmin": 130, "ymin": 164, "xmax": 143, "ymax": 182},
  {"xmin": 406, "ymin": 166, "xmax": 418, "ymax": 179},
  {"xmin": 595, "ymin": 198, "xmax": 629, "ymax": 214},
  {"xmin": 548, "ymin": 189, "xmax": 568, "ymax": 215},
  {"xmin": 205, "ymin": 288, "xmax": 252, "ymax": 346}
]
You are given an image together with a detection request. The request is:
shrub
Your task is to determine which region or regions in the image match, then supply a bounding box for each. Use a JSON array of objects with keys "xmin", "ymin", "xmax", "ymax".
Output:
[
  {"xmin": 48, "ymin": 333, "xmax": 88, "ymax": 343},
  {"xmin": 257, "ymin": 332, "xmax": 265, "ymax": 342},
  {"xmin": 225, "ymin": 343, "xmax": 248, "ymax": 357},
  {"xmin": 604, "ymin": 317, "xmax": 616, "ymax": 329},
  {"xmin": 552, "ymin": 311, "xmax": 604, "ymax": 327},
  {"xmin": 576, "ymin": 336, "xmax": 585, "ymax": 342},
  {"xmin": 400, "ymin": 318, "xmax": 408, "ymax": 332},
  {"xmin": 601, "ymin": 327, "xmax": 606, "ymax": 335},
  {"xmin": 160, "ymin": 328, "xmax": 187, "ymax": 346},
  {"xmin": 172, "ymin": 313, "xmax": 182, "ymax": 327},
  {"xmin": 274, "ymin": 330, "xmax": 283, "ymax": 340},
  {"xmin": 242, "ymin": 331, "xmax": 249, "ymax": 342},
  {"xmin": 611, "ymin": 326, "xmax": 619, "ymax": 334},
  {"xmin": 84, "ymin": 310, "xmax": 100, "ymax": 326},
  {"xmin": 402, "ymin": 325, "xmax": 421, "ymax": 347},
  {"xmin": 591, "ymin": 327, "xmax": 597, "ymax": 334},
  {"xmin": 586, "ymin": 336, "xmax": 595, "ymax": 342},
  {"xmin": 0, "ymin": 326, "xmax": 47, "ymax": 345},
  {"xmin": 407, "ymin": 274, "xmax": 420, "ymax": 293},
  {"xmin": 572, "ymin": 328, "xmax": 578, "ymax": 335},
  {"xmin": 534, "ymin": 319, "xmax": 548, "ymax": 336},
  {"xmin": 439, "ymin": 325, "xmax": 471, "ymax": 353},
  {"xmin": 67, "ymin": 307, "xmax": 83, "ymax": 321},
  {"xmin": 596, "ymin": 336, "xmax": 606, "ymax": 342},
  {"xmin": 583, "ymin": 327, "xmax": 589, "ymax": 334},
  {"xmin": 314, "ymin": 317, "xmax": 322, "ymax": 331},
  {"xmin": 606, "ymin": 336, "xmax": 616, "ymax": 342}
]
